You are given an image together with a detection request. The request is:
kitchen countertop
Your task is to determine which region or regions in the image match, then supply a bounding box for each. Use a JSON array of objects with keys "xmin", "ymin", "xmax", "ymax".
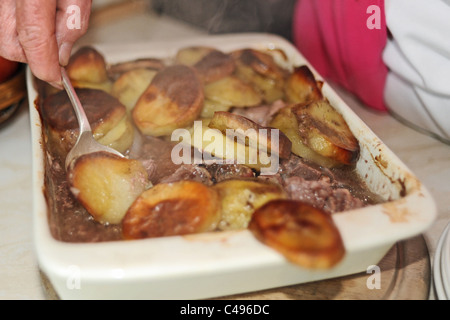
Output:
[{"xmin": 1, "ymin": 3, "xmax": 449, "ymax": 300}]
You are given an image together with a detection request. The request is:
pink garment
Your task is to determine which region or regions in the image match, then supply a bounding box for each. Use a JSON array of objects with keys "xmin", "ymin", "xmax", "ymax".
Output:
[{"xmin": 292, "ymin": 0, "xmax": 389, "ymax": 111}]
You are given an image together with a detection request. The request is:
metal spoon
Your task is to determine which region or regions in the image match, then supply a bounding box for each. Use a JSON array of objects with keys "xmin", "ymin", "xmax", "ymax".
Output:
[{"xmin": 61, "ymin": 67, "xmax": 123, "ymax": 171}]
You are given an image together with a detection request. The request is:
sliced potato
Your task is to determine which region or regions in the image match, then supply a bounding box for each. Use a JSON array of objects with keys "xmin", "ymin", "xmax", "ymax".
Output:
[
  {"xmin": 66, "ymin": 46, "xmax": 112, "ymax": 93},
  {"xmin": 269, "ymin": 106, "xmax": 340, "ymax": 168},
  {"xmin": 68, "ymin": 152, "xmax": 150, "ymax": 225},
  {"xmin": 232, "ymin": 49, "xmax": 288, "ymax": 81},
  {"xmin": 96, "ymin": 114, "xmax": 135, "ymax": 155},
  {"xmin": 234, "ymin": 63, "xmax": 285, "ymax": 104},
  {"xmin": 132, "ymin": 65, "xmax": 204, "ymax": 136},
  {"xmin": 175, "ymin": 46, "xmax": 216, "ymax": 66},
  {"xmin": 200, "ymin": 99, "xmax": 232, "ymax": 119},
  {"xmin": 107, "ymin": 58, "xmax": 165, "ymax": 80},
  {"xmin": 42, "ymin": 88, "xmax": 131, "ymax": 157},
  {"xmin": 111, "ymin": 68, "xmax": 157, "ymax": 112},
  {"xmin": 248, "ymin": 199, "xmax": 345, "ymax": 269},
  {"xmin": 122, "ymin": 181, "xmax": 222, "ymax": 239},
  {"xmin": 189, "ymin": 120, "xmax": 277, "ymax": 173},
  {"xmin": 204, "ymin": 76, "xmax": 262, "ymax": 108},
  {"xmin": 66, "ymin": 46, "xmax": 109, "ymax": 83},
  {"xmin": 214, "ymin": 179, "xmax": 287, "ymax": 230},
  {"xmin": 208, "ymin": 111, "xmax": 292, "ymax": 159},
  {"xmin": 232, "ymin": 49, "xmax": 287, "ymax": 103},
  {"xmin": 69, "ymin": 79, "xmax": 113, "ymax": 94},
  {"xmin": 264, "ymin": 48, "xmax": 290, "ymax": 67},
  {"xmin": 285, "ymin": 65, "xmax": 323, "ymax": 104},
  {"xmin": 293, "ymin": 101, "xmax": 359, "ymax": 165},
  {"xmin": 193, "ymin": 50, "xmax": 236, "ymax": 83}
]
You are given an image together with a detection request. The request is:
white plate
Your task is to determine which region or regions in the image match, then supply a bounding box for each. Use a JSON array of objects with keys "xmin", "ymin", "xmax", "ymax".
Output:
[
  {"xmin": 440, "ymin": 222, "xmax": 450, "ymax": 299},
  {"xmin": 28, "ymin": 33, "xmax": 437, "ymax": 300},
  {"xmin": 434, "ymin": 222, "xmax": 450, "ymax": 300}
]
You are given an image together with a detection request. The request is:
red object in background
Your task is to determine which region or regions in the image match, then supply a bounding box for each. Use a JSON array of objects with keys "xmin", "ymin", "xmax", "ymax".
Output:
[
  {"xmin": 292, "ymin": 0, "xmax": 389, "ymax": 111},
  {"xmin": 0, "ymin": 57, "xmax": 19, "ymax": 83}
]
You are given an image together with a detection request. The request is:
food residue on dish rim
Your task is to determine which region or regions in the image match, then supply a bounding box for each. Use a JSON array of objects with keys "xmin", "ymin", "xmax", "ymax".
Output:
[{"xmin": 381, "ymin": 198, "xmax": 411, "ymax": 223}]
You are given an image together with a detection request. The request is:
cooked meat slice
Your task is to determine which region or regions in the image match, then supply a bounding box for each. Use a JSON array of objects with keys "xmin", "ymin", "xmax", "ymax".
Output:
[
  {"xmin": 206, "ymin": 163, "xmax": 255, "ymax": 183},
  {"xmin": 159, "ymin": 164, "xmax": 214, "ymax": 186},
  {"xmin": 283, "ymin": 176, "xmax": 365, "ymax": 214}
]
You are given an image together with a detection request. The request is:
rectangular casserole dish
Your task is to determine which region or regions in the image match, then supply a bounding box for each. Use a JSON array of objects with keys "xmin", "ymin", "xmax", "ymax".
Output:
[{"xmin": 28, "ymin": 33, "xmax": 437, "ymax": 300}]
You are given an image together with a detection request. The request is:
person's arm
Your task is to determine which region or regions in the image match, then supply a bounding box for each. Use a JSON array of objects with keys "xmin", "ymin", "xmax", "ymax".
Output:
[
  {"xmin": 292, "ymin": 0, "xmax": 388, "ymax": 111},
  {"xmin": 0, "ymin": 0, "xmax": 91, "ymax": 87}
]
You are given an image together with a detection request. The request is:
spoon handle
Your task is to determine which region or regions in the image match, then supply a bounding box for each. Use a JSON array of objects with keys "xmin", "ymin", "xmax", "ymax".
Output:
[{"xmin": 60, "ymin": 67, "xmax": 92, "ymax": 133}]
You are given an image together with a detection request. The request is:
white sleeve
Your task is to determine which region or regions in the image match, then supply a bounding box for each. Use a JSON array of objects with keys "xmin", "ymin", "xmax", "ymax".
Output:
[{"xmin": 383, "ymin": 0, "xmax": 450, "ymax": 143}]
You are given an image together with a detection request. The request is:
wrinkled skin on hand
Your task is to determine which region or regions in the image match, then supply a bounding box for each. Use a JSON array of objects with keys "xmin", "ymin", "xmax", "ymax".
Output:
[{"xmin": 0, "ymin": 0, "xmax": 92, "ymax": 87}]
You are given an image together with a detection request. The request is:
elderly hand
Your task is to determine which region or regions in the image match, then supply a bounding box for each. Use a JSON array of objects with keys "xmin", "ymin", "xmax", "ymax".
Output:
[{"xmin": 0, "ymin": 0, "xmax": 92, "ymax": 88}]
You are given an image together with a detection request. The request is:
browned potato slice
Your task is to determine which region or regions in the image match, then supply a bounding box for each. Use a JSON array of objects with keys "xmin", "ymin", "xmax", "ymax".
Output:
[
  {"xmin": 133, "ymin": 65, "xmax": 204, "ymax": 136},
  {"xmin": 237, "ymin": 64, "xmax": 285, "ymax": 103},
  {"xmin": 68, "ymin": 152, "xmax": 150, "ymax": 225},
  {"xmin": 107, "ymin": 58, "xmax": 165, "ymax": 80},
  {"xmin": 193, "ymin": 50, "xmax": 236, "ymax": 83},
  {"xmin": 122, "ymin": 181, "xmax": 221, "ymax": 239},
  {"xmin": 66, "ymin": 46, "xmax": 112, "ymax": 93},
  {"xmin": 293, "ymin": 101, "xmax": 359, "ymax": 165},
  {"xmin": 248, "ymin": 199, "xmax": 345, "ymax": 269},
  {"xmin": 96, "ymin": 114, "xmax": 135, "ymax": 155},
  {"xmin": 208, "ymin": 111, "xmax": 292, "ymax": 159},
  {"xmin": 41, "ymin": 88, "xmax": 132, "ymax": 157},
  {"xmin": 232, "ymin": 49, "xmax": 288, "ymax": 81},
  {"xmin": 232, "ymin": 49, "xmax": 288, "ymax": 103},
  {"xmin": 175, "ymin": 46, "xmax": 216, "ymax": 66},
  {"xmin": 200, "ymin": 99, "xmax": 232, "ymax": 119},
  {"xmin": 214, "ymin": 179, "xmax": 287, "ymax": 230},
  {"xmin": 285, "ymin": 65, "xmax": 323, "ymax": 104},
  {"xmin": 204, "ymin": 76, "xmax": 262, "ymax": 108},
  {"xmin": 111, "ymin": 68, "xmax": 157, "ymax": 112},
  {"xmin": 188, "ymin": 120, "xmax": 273, "ymax": 172},
  {"xmin": 269, "ymin": 106, "xmax": 340, "ymax": 168},
  {"xmin": 69, "ymin": 80, "xmax": 113, "ymax": 93},
  {"xmin": 67, "ymin": 46, "xmax": 109, "ymax": 83},
  {"xmin": 265, "ymin": 48, "xmax": 290, "ymax": 65}
]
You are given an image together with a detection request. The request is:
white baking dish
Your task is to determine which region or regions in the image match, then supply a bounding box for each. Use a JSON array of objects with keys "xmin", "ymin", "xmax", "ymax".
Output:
[{"xmin": 28, "ymin": 33, "xmax": 436, "ymax": 300}]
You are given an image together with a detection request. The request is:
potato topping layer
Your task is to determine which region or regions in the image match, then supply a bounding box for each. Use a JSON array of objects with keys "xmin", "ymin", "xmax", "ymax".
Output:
[{"xmin": 37, "ymin": 45, "xmax": 383, "ymax": 269}]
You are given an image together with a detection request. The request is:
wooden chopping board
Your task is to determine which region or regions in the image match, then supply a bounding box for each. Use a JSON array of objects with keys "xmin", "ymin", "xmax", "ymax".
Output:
[{"xmin": 219, "ymin": 235, "xmax": 431, "ymax": 300}]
